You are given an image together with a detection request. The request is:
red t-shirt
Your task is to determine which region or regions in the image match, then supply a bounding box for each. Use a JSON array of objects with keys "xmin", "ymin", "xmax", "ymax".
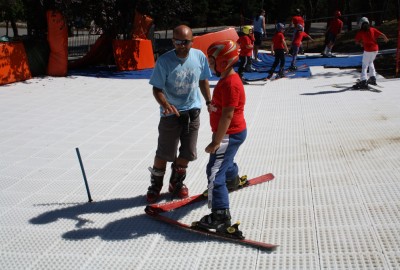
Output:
[
  {"xmin": 355, "ymin": 27, "xmax": 383, "ymax": 52},
  {"xmin": 272, "ymin": 32, "xmax": 286, "ymax": 49},
  {"xmin": 328, "ymin": 18, "xmax": 343, "ymax": 35},
  {"xmin": 292, "ymin": 15, "xmax": 304, "ymax": 27},
  {"xmin": 210, "ymin": 73, "xmax": 246, "ymax": 134},
  {"xmin": 292, "ymin": 31, "xmax": 310, "ymax": 47},
  {"xmin": 237, "ymin": 35, "xmax": 253, "ymax": 56}
]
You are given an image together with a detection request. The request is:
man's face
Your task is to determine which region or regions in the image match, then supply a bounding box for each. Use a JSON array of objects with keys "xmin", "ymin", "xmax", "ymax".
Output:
[{"xmin": 173, "ymin": 31, "xmax": 193, "ymax": 58}]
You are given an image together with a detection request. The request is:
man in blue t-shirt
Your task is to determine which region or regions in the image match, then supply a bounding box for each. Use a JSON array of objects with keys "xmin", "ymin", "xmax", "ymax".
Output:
[{"xmin": 146, "ymin": 24, "xmax": 212, "ymax": 203}]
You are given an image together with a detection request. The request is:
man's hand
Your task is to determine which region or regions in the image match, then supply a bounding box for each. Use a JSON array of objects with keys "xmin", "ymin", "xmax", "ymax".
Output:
[{"xmin": 162, "ymin": 103, "xmax": 180, "ymax": 116}]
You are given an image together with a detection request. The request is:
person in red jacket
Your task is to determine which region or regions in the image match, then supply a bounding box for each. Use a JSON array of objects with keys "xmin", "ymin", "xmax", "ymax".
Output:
[
  {"xmin": 289, "ymin": 24, "xmax": 313, "ymax": 70},
  {"xmin": 237, "ymin": 25, "xmax": 255, "ymax": 83},
  {"xmin": 195, "ymin": 40, "xmax": 247, "ymax": 236},
  {"xmin": 322, "ymin": 10, "xmax": 343, "ymax": 57},
  {"xmin": 266, "ymin": 23, "xmax": 289, "ymax": 79},
  {"xmin": 289, "ymin": 8, "xmax": 305, "ymax": 55},
  {"xmin": 353, "ymin": 17, "xmax": 389, "ymax": 89}
]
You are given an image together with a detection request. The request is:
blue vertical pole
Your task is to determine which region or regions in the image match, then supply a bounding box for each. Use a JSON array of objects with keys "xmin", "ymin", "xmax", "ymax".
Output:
[{"xmin": 76, "ymin": 148, "xmax": 93, "ymax": 202}]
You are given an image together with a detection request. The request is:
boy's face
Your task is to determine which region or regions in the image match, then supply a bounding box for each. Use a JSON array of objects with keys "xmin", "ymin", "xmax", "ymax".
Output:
[{"xmin": 208, "ymin": 57, "xmax": 216, "ymax": 74}]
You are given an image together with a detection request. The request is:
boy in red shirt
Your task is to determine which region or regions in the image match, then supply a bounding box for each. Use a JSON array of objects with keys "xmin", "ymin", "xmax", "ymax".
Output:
[
  {"xmin": 353, "ymin": 17, "xmax": 389, "ymax": 89},
  {"xmin": 195, "ymin": 40, "xmax": 247, "ymax": 236},
  {"xmin": 322, "ymin": 10, "xmax": 343, "ymax": 57},
  {"xmin": 237, "ymin": 25, "xmax": 255, "ymax": 83},
  {"xmin": 289, "ymin": 8, "xmax": 305, "ymax": 55},
  {"xmin": 289, "ymin": 24, "xmax": 313, "ymax": 70},
  {"xmin": 266, "ymin": 23, "xmax": 288, "ymax": 79}
]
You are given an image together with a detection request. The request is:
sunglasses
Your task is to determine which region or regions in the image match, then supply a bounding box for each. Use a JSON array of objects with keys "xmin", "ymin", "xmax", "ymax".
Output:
[{"xmin": 173, "ymin": 39, "xmax": 192, "ymax": 46}]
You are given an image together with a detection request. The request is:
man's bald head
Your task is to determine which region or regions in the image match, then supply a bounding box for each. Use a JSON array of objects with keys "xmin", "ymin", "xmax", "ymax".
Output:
[{"xmin": 173, "ymin": 25, "xmax": 193, "ymax": 40}]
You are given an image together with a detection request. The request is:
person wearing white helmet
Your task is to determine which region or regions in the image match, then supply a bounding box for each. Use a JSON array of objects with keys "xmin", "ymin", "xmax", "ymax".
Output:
[
  {"xmin": 353, "ymin": 17, "xmax": 389, "ymax": 89},
  {"xmin": 322, "ymin": 10, "xmax": 343, "ymax": 57},
  {"xmin": 265, "ymin": 23, "xmax": 289, "ymax": 79}
]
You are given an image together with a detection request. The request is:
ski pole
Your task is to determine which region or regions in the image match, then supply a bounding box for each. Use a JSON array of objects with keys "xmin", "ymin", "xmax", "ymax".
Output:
[{"xmin": 75, "ymin": 147, "xmax": 93, "ymax": 202}]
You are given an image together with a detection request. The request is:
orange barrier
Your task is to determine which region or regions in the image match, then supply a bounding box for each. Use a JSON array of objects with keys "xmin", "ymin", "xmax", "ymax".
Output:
[
  {"xmin": 131, "ymin": 11, "xmax": 153, "ymax": 39},
  {"xmin": 192, "ymin": 28, "xmax": 239, "ymax": 56},
  {"xmin": 47, "ymin": 10, "xmax": 68, "ymax": 76},
  {"xmin": 0, "ymin": 42, "xmax": 32, "ymax": 85},
  {"xmin": 112, "ymin": 39, "xmax": 155, "ymax": 71}
]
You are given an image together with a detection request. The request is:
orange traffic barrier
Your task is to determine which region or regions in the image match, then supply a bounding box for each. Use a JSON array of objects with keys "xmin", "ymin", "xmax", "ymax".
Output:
[
  {"xmin": 131, "ymin": 11, "xmax": 153, "ymax": 39},
  {"xmin": 113, "ymin": 39, "xmax": 155, "ymax": 71},
  {"xmin": 47, "ymin": 10, "xmax": 68, "ymax": 76},
  {"xmin": 192, "ymin": 28, "xmax": 239, "ymax": 56},
  {"xmin": 0, "ymin": 42, "xmax": 32, "ymax": 85}
]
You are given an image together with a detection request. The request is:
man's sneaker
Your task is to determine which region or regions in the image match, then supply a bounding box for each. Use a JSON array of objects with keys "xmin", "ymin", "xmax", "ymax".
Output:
[
  {"xmin": 353, "ymin": 80, "xmax": 368, "ymax": 90},
  {"xmin": 146, "ymin": 167, "xmax": 165, "ymax": 203},
  {"xmin": 168, "ymin": 163, "xmax": 189, "ymax": 198},
  {"xmin": 196, "ymin": 209, "xmax": 231, "ymax": 232},
  {"xmin": 367, "ymin": 76, "xmax": 377, "ymax": 85}
]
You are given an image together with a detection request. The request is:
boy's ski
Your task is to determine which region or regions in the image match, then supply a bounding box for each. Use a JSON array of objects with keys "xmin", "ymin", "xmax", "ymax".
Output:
[
  {"xmin": 331, "ymin": 84, "xmax": 382, "ymax": 93},
  {"xmin": 144, "ymin": 207, "xmax": 278, "ymax": 251},
  {"xmin": 244, "ymin": 64, "xmax": 308, "ymax": 82},
  {"xmin": 147, "ymin": 173, "xmax": 274, "ymax": 214}
]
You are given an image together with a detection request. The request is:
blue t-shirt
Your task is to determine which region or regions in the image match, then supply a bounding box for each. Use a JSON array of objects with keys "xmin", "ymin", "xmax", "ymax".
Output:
[{"xmin": 149, "ymin": 48, "xmax": 212, "ymax": 116}]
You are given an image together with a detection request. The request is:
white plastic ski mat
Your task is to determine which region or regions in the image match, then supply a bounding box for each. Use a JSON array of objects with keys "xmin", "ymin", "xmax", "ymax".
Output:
[{"xmin": 0, "ymin": 62, "xmax": 400, "ymax": 269}]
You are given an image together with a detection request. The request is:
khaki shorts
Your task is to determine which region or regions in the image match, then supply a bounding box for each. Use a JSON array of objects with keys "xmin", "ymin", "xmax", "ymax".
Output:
[{"xmin": 156, "ymin": 109, "xmax": 200, "ymax": 162}]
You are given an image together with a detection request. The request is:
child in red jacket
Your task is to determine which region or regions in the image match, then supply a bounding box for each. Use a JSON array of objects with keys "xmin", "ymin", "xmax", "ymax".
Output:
[
  {"xmin": 266, "ymin": 23, "xmax": 289, "ymax": 79},
  {"xmin": 289, "ymin": 24, "xmax": 313, "ymax": 70},
  {"xmin": 353, "ymin": 17, "xmax": 389, "ymax": 89},
  {"xmin": 237, "ymin": 25, "xmax": 254, "ymax": 83}
]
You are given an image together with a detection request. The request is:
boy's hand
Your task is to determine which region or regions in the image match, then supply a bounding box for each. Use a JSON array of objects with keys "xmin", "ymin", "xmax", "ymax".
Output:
[{"xmin": 205, "ymin": 142, "xmax": 220, "ymax": 153}]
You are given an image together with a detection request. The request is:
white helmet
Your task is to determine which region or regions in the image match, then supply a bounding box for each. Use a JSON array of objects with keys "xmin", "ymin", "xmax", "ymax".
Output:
[{"xmin": 359, "ymin": 17, "xmax": 369, "ymax": 28}]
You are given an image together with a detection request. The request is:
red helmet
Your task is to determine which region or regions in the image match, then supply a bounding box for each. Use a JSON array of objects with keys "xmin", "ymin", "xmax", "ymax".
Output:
[
  {"xmin": 335, "ymin": 10, "xmax": 341, "ymax": 17},
  {"xmin": 207, "ymin": 40, "xmax": 239, "ymax": 74}
]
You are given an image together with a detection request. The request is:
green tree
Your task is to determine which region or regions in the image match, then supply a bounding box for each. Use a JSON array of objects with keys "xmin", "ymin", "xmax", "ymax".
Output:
[{"xmin": 0, "ymin": 0, "xmax": 25, "ymax": 36}]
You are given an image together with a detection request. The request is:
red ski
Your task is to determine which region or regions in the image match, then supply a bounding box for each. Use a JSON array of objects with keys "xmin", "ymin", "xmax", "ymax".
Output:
[
  {"xmin": 147, "ymin": 173, "xmax": 275, "ymax": 214},
  {"xmin": 145, "ymin": 206, "xmax": 278, "ymax": 251}
]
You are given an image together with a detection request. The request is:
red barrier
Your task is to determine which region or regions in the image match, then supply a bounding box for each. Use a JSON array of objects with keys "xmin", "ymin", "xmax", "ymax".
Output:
[
  {"xmin": 47, "ymin": 10, "xmax": 68, "ymax": 76},
  {"xmin": 113, "ymin": 39, "xmax": 155, "ymax": 71},
  {"xmin": 0, "ymin": 42, "xmax": 32, "ymax": 85},
  {"xmin": 192, "ymin": 28, "xmax": 239, "ymax": 56}
]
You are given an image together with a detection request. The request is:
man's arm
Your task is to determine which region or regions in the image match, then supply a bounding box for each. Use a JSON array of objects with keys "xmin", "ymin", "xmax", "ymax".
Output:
[
  {"xmin": 205, "ymin": 107, "xmax": 234, "ymax": 153},
  {"xmin": 152, "ymin": 87, "xmax": 180, "ymax": 116},
  {"xmin": 199, "ymin": 79, "xmax": 211, "ymax": 105}
]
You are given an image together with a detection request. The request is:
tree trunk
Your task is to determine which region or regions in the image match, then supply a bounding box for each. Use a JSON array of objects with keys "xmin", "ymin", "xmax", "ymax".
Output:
[{"xmin": 11, "ymin": 19, "xmax": 19, "ymax": 37}]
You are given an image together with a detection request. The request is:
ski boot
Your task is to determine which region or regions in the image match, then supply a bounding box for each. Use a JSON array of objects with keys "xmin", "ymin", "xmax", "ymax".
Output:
[
  {"xmin": 146, "ymin": 167, "xmax": 165, "ymax": 203},
  {"xmin": 193, "ymin": 209, "xmax": 244, "ymax": 239},
  {"xmin": 195, "ymin": 209, "xmax": 231, "ymax": 232},
  {"xmin": 226, "ymin": 175, "xmax": 248, "ymax": 191},
  {"xmin": 288, "ymin": 65, "xmax": 297, "ymax": 71},
  {"xmin": 265, "ymin": 72, "xmax": 274, "ymax": 80},
  {"xmin": 352, "ymin": 80, "xmax": 368, "ymax": 90},
  {"xmin": 168, "ymin": 163, "xmax": 189, "ymax": 199},
  {"xmin": 277, "ymin": 69, "xmax": 285, "ymax": 78},
  {"xmin": 367, "ymin": 76, "xmax": 377, "ymax": 86}
]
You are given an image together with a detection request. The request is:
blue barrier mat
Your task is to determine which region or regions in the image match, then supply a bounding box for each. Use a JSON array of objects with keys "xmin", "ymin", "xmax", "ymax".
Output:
[{"xmin": 68, "ymin": 53, "xmax": 361, "ymax": 81}]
